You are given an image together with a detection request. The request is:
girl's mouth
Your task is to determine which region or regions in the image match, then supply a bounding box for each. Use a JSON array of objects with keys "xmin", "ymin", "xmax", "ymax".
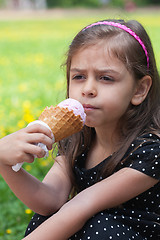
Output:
[{"xmin": 83, "ymin": 104, "xmax": 98, "ymax": 112}]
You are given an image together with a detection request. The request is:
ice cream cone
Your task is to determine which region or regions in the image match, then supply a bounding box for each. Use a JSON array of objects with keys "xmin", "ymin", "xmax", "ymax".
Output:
[
  {"xmin": 12, "ymin": 98, "xmax": 86, "ymax": 172},
  {"xmin": 39, "ymin": 105, "xmax": 83, "ymax": 142}
]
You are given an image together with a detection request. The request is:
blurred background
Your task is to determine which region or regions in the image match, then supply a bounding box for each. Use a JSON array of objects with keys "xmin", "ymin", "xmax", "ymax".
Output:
[
  {"xmin": 0, "ymin": 0, "xmax": 158, "ymax": 10},
  {"xmin": 0, "ymin": 1, "xmax": 160, "ymax": 239},
  {"xmin": 0, "ymin": 0, "xmax": 159, "ymax": 10}
]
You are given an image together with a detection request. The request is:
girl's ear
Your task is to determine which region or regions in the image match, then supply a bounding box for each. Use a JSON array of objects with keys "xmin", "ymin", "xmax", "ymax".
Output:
[{"xmin": 131, "ymin": 75, "xmax": 152, "ymax": 106}]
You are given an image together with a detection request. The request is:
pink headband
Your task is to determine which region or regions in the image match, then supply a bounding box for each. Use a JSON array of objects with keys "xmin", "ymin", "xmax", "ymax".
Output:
[{"xmin": 83, "ymin": 21, "xmax": 149, "ymax": 69}]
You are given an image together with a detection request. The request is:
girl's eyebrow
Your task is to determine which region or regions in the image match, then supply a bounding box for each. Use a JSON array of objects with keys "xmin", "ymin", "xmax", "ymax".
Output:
[
  {"xmin": 70, "ymin": 68, "xmax": 85, "ymax": 72},
  {"xmin": 70, "ymin": 67, "xmax": 119, "ymax": 75}
]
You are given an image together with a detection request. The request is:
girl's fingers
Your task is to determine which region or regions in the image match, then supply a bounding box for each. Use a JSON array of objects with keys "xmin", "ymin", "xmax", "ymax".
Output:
[
  {"xmin": 24, "ymin": 144, "xmax": 48, "ymax": 160},
  {"xmin": 26, "ymin": 123, "xmax": 53, "ymax": 140},
  {"xmin": 23, "ymin": 153, "xmax": 35, "ymax": 164},
  {"xmin": 12, "ymin": 144, "xmax": 47, "ymax": 167},
  {"xmin": 25, "ymin": 133, "xmax": 53, "ymax": 150}
]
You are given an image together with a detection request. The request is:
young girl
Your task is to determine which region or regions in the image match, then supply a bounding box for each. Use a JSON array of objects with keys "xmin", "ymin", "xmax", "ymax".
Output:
[{"xmin": 0, "ymin": 19, "xmax": 160, "ymax": 240}]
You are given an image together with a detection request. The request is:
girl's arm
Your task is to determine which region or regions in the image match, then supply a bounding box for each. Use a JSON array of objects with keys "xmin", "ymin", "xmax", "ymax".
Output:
[
  {"xmin": 0, "ymin": 125, "xmax": 72, "ymax": 215},
  {"xmin": 22, "ymin": 167, "xmax": 158, "ymax": 240},
  {"xmin": 0, "ymin": 156, "xmax": 72, "ymax": 215}
]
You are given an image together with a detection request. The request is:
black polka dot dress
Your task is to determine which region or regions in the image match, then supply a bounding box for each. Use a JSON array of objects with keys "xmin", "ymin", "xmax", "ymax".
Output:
[
  {"xmin": 69, "ymin": 133, "xmax": 160, "ymax": 240},
  {"xmin": 25, "ymin": 133, "xmax": 160, "ymax": 239}
]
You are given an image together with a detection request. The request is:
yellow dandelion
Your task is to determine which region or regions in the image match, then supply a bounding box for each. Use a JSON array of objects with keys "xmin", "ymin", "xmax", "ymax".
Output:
[
  {"xmin": 40, "ymin": 160, "xmax": 48, "ymax": 167},
  {"xmin": 17, "ymin": 119, "xmax": 26, "ymax": 128},
  {"xmin": 25, "ymin": 165, "xmax": 32, "ymax": 171},
  {"xmin": 0, "ymin": 126, "xmax": 6, "ymax": 138},
  {"xmin": 6, "ymin": 229, "xmax": 12, "ymax": 234},
  {"xmin": 23, "ymin": 113, "xmax": 35, "ymax": 123},
  {"xmin": 25, "ymin": 208, "xmax": 32, "ymax": 215}
]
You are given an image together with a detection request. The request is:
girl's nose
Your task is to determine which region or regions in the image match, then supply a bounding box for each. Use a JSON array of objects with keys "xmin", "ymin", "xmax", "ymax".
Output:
[{"xmin": 82, "ymin": 80, "xmax": 97, "ymax": 97}]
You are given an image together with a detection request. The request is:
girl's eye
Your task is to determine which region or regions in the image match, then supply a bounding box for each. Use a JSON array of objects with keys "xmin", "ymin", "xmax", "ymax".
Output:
[
  {"xmin": 72, "ymin": 75, "xmax": 85, "ymax": 80},
  {"xmin": 100, "ymin": 76, "xmax": 114, "ymax": 82}
]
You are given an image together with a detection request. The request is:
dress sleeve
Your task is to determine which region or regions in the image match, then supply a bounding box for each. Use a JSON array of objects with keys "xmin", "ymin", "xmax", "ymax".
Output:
[{"xmin": 121, "ymin": 136, "xmax": 160, "ymax": 180}]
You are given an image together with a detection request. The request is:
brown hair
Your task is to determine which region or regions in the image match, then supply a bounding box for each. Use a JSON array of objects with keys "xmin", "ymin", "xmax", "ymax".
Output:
[{"xmin": 58, "ymin": 19, "xmax": 160, "ymax": 188}]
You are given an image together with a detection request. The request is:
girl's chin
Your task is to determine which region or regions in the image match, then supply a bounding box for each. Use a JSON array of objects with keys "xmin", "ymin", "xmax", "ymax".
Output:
[{"xmin": 85, "ymin": 120, "xmax": 97, "ymax": 128}]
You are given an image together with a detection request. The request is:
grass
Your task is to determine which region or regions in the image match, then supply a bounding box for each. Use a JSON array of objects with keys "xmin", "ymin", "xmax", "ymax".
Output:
[{"xmin": 0, "ymin": 8, "xmax": 160, "ymax": 239}]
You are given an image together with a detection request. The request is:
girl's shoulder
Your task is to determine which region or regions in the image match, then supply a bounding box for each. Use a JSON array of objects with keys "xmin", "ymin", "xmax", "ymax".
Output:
[
  {"xmin": 138, "ymin": 132, "xmax": 160, "ymax": 141},
  {"xmin": 127, "ymin": 132, "xmax": 160, "ymax": 152},
  {"xmin": 120, "ymin": 132, "xmax": 160, "ymax": 180}
]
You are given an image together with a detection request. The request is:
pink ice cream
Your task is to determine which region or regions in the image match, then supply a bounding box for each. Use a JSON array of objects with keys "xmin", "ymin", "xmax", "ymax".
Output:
[{"xmin": 58, "ymin": 98, "xmax": 86, "ymax": 125}]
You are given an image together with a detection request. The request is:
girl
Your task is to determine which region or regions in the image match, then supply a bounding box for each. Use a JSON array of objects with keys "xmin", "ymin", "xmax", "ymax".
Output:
[{"xmin": 0, "ymin": 19, "xmax": 160, "ymax": 240}]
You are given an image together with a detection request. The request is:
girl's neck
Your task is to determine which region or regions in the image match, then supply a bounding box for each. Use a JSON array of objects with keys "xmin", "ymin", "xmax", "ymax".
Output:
[
  {"xmin": 85, "ymin": 127, "xmax": 121, "ymax": 170},
  {"xmin": 94, "ymin": 126, "xmax": 120, "ymax": 150}
]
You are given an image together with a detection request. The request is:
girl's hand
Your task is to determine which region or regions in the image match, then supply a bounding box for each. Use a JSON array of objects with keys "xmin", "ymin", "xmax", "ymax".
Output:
[{"xmin": 0, "ymin": 124, "xmax": 53, "ymax": 167}]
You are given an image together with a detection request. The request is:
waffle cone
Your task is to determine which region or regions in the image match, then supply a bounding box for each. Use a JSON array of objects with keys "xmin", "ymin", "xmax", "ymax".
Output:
[{"xmin": 39, "ymin": 106, "xmax": 83, "ymax": 142}]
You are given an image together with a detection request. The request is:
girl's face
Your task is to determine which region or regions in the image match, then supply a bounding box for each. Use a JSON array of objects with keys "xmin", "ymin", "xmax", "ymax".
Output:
[{"xmin": 69, "ymin": 42, "xmax": 138, "ymax": 131}]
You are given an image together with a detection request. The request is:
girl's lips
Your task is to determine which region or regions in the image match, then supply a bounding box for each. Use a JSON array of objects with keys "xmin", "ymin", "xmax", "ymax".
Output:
[{"xmin": 83, "ymin": 104, "xmax": 98, "ymax": 111}]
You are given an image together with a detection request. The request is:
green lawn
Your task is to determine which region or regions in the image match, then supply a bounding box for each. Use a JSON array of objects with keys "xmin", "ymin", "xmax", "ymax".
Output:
[{"xmin": 0, "ymin": 8, "xmax": 160, "ymax": 239}]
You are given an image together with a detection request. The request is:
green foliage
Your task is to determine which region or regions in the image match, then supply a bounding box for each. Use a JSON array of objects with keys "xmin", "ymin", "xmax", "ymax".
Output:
[
  {"xmin": 0, "ymin": 0, "xmax": 5, "ymax": 7},
  {"xmin": 46, "ymin": 0, "xmax": 100, "ymax": 8},
  {"xmin": 110, "ymin": 0, "xmax": 160, "ymax": 7},
  {"xmin": 110, "ymin": 0, "xmax": 124, "ymax": 7},
  {"xmin": 0, "ymin": 10, "xmax": 159, "ymax": 239}
]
